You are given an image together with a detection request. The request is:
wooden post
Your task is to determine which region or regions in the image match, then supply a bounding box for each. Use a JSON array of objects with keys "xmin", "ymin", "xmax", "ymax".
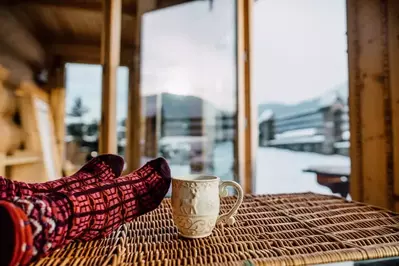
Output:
[
  {"xmin": 347, "ymin": 0, "xmax": 399, "ymax": 210},
  {"xmin": 99, "ymin": 0, "xmax": 121, "ymax": 154},
  {"xmin": 388, "ymin": 0, "xmax": 399, "ymax": 211},
  {"xmin": 236, "ymin": 0, "xmax": 254, "ymax": 194},
  {"xmin": 155, "ymin": 92, "xmax": 162, "ymax": 156},
  {"xmin": 49, "ymin": 63, "xmax": 66, "ymax": 167},
  {"xmin": 125, "ymin": 0, "xmax": 157, "ymax": 172},
  {"xmin": 126, "ymin": 62, "xmax": 142, "ymax": 171}
]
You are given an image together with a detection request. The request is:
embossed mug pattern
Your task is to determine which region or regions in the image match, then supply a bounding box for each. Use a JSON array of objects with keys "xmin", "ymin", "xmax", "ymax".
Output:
[{"xmin": 171, "ymin": 175, "xmax": 244, "ymax": 238}]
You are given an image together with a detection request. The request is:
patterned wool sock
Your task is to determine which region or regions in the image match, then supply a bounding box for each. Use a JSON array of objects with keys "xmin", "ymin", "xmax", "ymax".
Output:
[
  {"xmin": 67, "ymin": 157, "xmax": 171, "ymax": 241},
  {"xmin": 0, "ymin": 157, "xmax": 171, "ymax": 266},
  {"xmin": 0, "ymin": 154, "xmax": 125, "ymax": 200}
]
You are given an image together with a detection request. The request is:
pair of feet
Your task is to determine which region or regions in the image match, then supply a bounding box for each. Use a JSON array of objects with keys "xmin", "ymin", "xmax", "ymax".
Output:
[{"xmin": 0, "ymin": 155, "xmax": 171, "ymax": 266}]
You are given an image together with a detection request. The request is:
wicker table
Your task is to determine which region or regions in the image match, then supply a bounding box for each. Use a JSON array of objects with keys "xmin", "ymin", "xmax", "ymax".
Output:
[{"xmin": 31, "ymin": 193, "xmax": 399, "ymax": 265}]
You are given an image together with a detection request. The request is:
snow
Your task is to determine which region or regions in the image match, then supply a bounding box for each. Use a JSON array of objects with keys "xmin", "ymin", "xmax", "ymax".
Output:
[
  {"xmin": 334, "ymin": 141, "xmax": 349, "ymax": 149},
  {"xmin": 258, "ymin": 109, "xmax": 274, "ymax": 123},
  {"xmin": 269, "ymin": 135, "xmax": 324, "ymax": 145},
  {"xmin": 275, "ymin": 128, "xmax": 319, "ymax": 139},
  {"xmin": 318, "ymin": 90, "xmax": 339, "ymax": 107},
  {"xmin": 82, "ymin": 135, "xmax": 97, "ymax": 142},
  {"xmin": 342, "ymin": 130, "xmax": 350, "ymax": 140},
  {"xmin": 150, "ymin": 142, "xmax": 351, "ymax": 198},
  {"xmin": 254, "ymin": 147, "xmax": 350, "ymax": 196},
  {"xmin": 268, "ymin": 128, "xmax": 325, "ymax": 145},
  {"xmin": 159, "ymin": 136, "xmax": 208, "ymax": 145}
]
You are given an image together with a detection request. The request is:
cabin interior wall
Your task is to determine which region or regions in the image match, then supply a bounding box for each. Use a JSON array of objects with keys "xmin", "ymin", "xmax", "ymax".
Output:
[
  {"xmin": 0, "ymin": 8, "xmax": 63, "ymax": 182},
  {"xmin": 0, "ymin": 9, "xmax": 45, "ymax": 86}
]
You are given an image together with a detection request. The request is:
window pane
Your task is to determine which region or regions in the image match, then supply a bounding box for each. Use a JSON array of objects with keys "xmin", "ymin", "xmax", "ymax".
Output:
[
  {"xmin": 141, "ymin": 0, "xmax": 238, "ymax": 182},
  {"xmin": 254, "ymin": 0, "xmax": 350, "ymax": 198},
  {"xmin": 65, "ymin": 63, "xmax": 128, "ymax": 169}
]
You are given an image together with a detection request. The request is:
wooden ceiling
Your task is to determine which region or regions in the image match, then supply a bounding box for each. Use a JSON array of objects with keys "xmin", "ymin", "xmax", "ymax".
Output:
[{"xmin": 2, "ymin": 0, "xmax": 196, "ymax": 65}]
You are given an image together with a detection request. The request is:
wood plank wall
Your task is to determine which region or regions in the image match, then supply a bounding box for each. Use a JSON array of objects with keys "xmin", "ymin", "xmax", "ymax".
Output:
[
  {"xmin": 0, "ymin": 9, "xmax": 45, "ymax": 86},
  {"xmin": 347, "ymin": 0, "xmax": 399, "ymax": 211}
]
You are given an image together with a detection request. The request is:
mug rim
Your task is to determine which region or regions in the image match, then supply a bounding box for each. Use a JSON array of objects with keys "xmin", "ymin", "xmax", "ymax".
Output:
[{"xmin": 172, "ymin": 174, "xmax": 220, "ymax": 182}]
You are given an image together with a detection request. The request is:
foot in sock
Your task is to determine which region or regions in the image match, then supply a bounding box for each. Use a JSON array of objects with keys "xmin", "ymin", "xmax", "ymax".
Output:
[
  {"xmin": 0, "ymin": 157, "xmax": 171, "ymax": 266},
  {"xmin": 0, "ymin": 154, "xmax": 125, "ymax": 200}
]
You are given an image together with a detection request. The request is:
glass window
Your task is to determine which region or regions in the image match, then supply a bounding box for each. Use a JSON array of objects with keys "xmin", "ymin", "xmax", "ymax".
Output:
[
  {"xmin": 255, "ymin": 0, "xmax": 350, "ymax": 197},
  {"xmin": 141, "ymin": 0, "xmax": 238, "ymax": 181},
  {"xmin": 65, "ymin": 63, "xmax": 128, "ymax": 169}
]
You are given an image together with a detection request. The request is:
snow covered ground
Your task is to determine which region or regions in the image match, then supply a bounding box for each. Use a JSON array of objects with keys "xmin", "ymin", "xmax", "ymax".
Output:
[{"xmin": 254, "ymin": 147, "xmax": 350, "ymax": 196}]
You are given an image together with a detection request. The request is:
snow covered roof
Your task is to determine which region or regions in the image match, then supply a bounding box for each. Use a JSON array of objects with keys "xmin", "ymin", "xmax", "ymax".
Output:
[
  {"xmin": 275, "ymin": 128, "xmax": 319, "ymax": 139},
  {"xmin": 334, "ymin": 141, "xmax": 350, "ymax": 149},
  {"xmin": 143, "ymin": 93, "xmax": 226, "ymax": 119},
  {"xmin": 268, "ymin": 128, "xmax": 324, "ymax": 145},
  {"xmin": 258, "ymin": 81, "xmax": 348, "ymax": 120},
  {"xmin": 318, "ymin": 82, "xmax": 349, "ymax": 108},
  {"xmin": 269, "ymin": 135, "xmax": 325, "ymax": 145},
  {"xmin": 258, "ymin": 109, "xmax": 274, "ymax": 123}
]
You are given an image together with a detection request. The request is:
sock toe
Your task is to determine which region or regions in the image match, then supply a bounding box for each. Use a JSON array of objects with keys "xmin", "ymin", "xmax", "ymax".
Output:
[
  {"xmin": 96, "ymin": 154, "xmax": 125, "ymax": 177},
  {"xmin": 148, "ymin": 157, "xmax": 172, "ymax": 180}
]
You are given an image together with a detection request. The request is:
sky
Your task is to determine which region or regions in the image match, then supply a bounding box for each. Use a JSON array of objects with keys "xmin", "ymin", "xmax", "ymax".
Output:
[{"xmin": 65, "ymin": 0, "xmax": 348, "ymax": 122}]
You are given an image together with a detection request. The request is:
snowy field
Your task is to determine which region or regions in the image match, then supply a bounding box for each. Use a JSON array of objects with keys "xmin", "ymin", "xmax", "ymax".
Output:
[{"xmin": 254, "ymin": 147, "xmax": 350, "ymax": 196}]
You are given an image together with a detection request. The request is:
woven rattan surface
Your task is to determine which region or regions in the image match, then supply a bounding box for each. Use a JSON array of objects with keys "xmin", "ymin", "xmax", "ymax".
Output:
[{"xmin": 30, "ymin": 193, "xmax": 399, "ymax": 265}]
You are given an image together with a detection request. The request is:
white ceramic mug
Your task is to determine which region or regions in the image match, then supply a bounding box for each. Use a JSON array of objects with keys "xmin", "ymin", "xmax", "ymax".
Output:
[{"xmin": 171, "ymin": 175, "xmax": 244, "ymax": 238}]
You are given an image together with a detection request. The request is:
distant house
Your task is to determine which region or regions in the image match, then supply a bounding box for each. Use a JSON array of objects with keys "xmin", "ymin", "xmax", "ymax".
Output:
[
  {"xmin": 142, "ymin": 93, "xmax": 236, "ymax": 168},
  {"xmin": 258, "ymin": 110, "xmax": 274, "ymax": 146},
  {"xmin": 143, "ymin": 93, "xmax": 235, "ymax": 142},
  {"xmin": 258, "ymin": 82, "xmax": 349, "ymax": 155}
]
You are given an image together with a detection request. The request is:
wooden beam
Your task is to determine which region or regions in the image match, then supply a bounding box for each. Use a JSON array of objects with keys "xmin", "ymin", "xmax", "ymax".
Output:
[
  {"xmin": 99, "ymin": 0, "xmax": 121, "ymax": 155},
  {"xmin": 48, "ymin": 43, "xmax": 134, "ymax": 66},
  {"xmin": 125, "ymin": 0, "xmax": 157, "ymax": 172},
  {"xmin": 236, "ymin": 0, "xmax": 254, "ymax": 194},
  {"xmin": 347, "ymin": 0, "xmax": 397, "ymax": 210},
  {"xmin": 9, "ymin": 0, "xmax": 136, "ymax": 17},
  {"xmin": 157, "ymin": 0, "xmax": 195, "ymax": 9}
]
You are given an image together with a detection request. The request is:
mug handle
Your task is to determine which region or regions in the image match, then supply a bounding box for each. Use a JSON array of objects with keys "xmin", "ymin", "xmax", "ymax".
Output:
[{"xmin": 216, "ymin": 180, "xmax": 244, "ymax": 226}]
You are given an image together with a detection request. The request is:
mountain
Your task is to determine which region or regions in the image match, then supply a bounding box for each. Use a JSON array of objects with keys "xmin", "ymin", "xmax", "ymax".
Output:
[
  {"xmin": 258, "ymin": 81, "xmax": 348, "ymax": 119},
  {"xmin": 143, "ymin": 93, "xmax": 228, "ymax": 119}
]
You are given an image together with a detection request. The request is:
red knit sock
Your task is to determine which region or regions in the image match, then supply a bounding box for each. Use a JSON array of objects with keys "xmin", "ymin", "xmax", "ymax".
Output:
[
  {"xmin": 67, "ymin": 157, "xmax": 171, "ymax": 241},
  {"xmin": 0, "ymin": 154, "xmax": 124, "ymax": 199},
  {"xmin": 0, "ymin": 157, "xmax": 171, "ymax": 266}
]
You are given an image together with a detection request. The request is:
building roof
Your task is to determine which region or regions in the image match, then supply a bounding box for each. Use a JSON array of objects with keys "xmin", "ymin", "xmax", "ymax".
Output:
[
  {"xmin": 144, "ymin": 92, "xmax": 226, "ymax": 119},
  {"xmin": 258, "ymin": 109, "xmax": 273, "ymax": 124},
  {"xmin": 258, "ymin": 81, "xmax": 348, "ymax": 121}
]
